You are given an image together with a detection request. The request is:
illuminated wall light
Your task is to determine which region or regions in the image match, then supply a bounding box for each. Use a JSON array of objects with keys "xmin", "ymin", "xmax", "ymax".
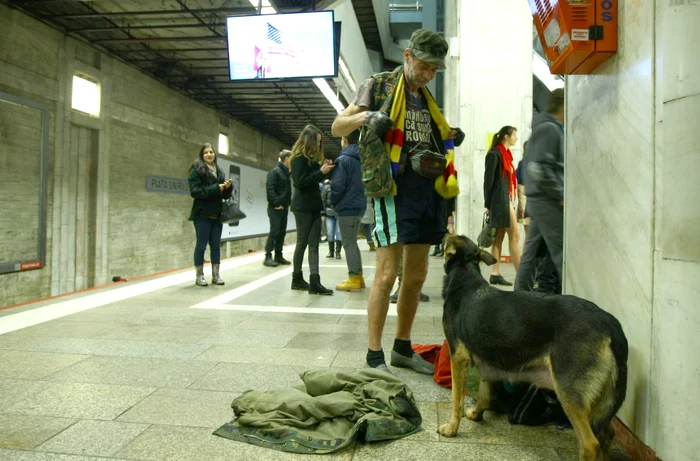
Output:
[
  {"xmin": 71, "ymin": 75, "xmax": 100, "ymax": 116},
  {"xmin": 313, "ymin": 78, "xmax": 345, "ymax": 114},
  {"xmin": 338, "ymin": 56, "xmax": 356, "ymax": 92},
  {"xmin": 532, "ymin": 53, "xmax": 565, "ymax": 91},
  {"xmin": 218, "ymin": 133, "xmax": 229, "ymax": 155}
]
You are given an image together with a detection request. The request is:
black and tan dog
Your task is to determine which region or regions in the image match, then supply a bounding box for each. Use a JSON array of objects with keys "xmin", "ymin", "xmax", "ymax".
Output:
[{"xmin": 438, "ymin": 235, "xmax": 628, "ymax": 461}]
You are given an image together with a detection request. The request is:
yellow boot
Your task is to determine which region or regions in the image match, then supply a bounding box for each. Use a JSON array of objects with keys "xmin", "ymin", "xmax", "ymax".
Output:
[
  {"xmin": 336, "ymin": 274, "xmax": 363, "ymax": 292},
  {"xmin": 359, "ymin": 273, "xmax": 366, "ymax": 288}
]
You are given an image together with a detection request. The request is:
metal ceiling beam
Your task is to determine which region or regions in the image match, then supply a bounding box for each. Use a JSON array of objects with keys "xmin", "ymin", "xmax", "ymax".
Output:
[
  {"xmin": 115, "ymin": 47, "xmax": 227, "ymax": 54},
  {"xmin": 48, "ymin": 7, "xmax": 250, "ymax": 19},
  {"xmin": 69, "ymin": 23, "xmax": 227, "ymax": 33},
  {"xmin": 129, "ymin": 57, "xmax": 227, "ymax": 62},
  {"xmin": 93, "ymin": 36, "xmax": 225, "ymax": 44}
]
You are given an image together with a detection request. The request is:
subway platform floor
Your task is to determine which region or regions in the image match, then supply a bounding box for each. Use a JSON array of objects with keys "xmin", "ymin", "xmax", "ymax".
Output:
[{"xmin": 0, "ymin": 242, "xmax": 584, "ymax": 461}]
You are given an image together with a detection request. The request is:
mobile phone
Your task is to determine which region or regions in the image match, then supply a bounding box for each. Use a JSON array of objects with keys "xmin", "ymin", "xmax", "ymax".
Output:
[{"xmin": 228, "ymin": 165, "xmax": 241, "ymax": 227}]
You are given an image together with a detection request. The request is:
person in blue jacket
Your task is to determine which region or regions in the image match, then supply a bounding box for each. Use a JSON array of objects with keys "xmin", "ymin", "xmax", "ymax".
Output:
[{"xmin": 330, "ymin": 130, "xmax": 367, "ymax": 291}]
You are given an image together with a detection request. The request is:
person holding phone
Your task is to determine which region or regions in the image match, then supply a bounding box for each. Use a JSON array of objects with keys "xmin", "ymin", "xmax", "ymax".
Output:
[
  {"xmin": 289, "ymin": 125, "xmax": 335, "ymax": 295},
  {"xmin": 187, "ymin": 143, "xmax": 232, "ymax": 286}
]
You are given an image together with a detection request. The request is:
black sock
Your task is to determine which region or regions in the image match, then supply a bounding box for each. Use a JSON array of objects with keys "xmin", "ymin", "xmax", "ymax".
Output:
[
  {"xmin": 366, "ymin": 349, "xmax": 385, "ymax": 368},
  {"xmin": 393, "ymin": 338, "xmax": 413, "ymax": 357}
]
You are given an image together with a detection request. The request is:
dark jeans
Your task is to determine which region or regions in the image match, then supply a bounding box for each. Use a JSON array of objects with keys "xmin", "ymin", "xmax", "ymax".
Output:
[
  {"xmin": 515, "ymin": 231, "xmax": 560, "ymax": 293},
  {"xmin": 338, "ymin": 215, "xmax": 363, "ymax": 275},
  {"xmin": 362, "ymin": 223, "xmax": 374, "ymax": 244},
  {"xmin": 265, "ymin": 207, "xmax": 288, "ymax": 257},
  {"xmin": 193, "ymin": 219, "xmax": 223, "ymax": 266},
  {"xmin": 293, "ymin": 211, "xmax": 322, "ymax": 275},
  {"xmin": 515, "ymin": 199, "xmax": 563, "ymax": 292}
]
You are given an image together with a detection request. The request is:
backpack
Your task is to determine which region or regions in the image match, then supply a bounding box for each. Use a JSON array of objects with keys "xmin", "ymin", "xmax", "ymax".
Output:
[{"xmin": 358, "ymin": 69, "xmax": 402, "ymax": 198}]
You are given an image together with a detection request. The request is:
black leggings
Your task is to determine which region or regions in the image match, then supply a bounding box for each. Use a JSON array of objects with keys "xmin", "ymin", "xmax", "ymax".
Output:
[{"xmin": 293, "ymin": 211, "xmax": 321, "ymax": 275}]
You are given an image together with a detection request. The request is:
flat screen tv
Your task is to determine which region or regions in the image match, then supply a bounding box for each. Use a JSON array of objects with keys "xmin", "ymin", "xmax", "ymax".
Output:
[{"xmin": 225, "ymin": 11, "xmax": 337, "ymax": 81}]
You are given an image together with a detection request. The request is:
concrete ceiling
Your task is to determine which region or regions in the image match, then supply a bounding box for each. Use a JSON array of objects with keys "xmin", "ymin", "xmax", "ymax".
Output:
[{"xmin": 6, "ymin": 0, "xmax": 347, "ymax": 152}]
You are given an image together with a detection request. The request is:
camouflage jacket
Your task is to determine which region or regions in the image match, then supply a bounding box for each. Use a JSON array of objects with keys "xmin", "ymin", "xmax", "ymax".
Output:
[{"xmin": 213, "ymin": 368, "xmax": 422, "ymax": 454}]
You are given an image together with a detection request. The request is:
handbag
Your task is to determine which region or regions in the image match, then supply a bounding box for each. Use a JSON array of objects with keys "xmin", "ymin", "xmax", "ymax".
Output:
[
  {"xmin": 220, "ymin": 198, "xmax": 246, "ymax": 223},
  {"xmin": 477, "ymin": 211, "xmax": 496, "ymax": 248}
]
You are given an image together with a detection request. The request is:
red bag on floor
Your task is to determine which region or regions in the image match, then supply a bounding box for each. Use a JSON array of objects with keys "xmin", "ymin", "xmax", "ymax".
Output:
[{"xmin": 413, "ymin": 340, "xmax": 468, "ymax": 394}]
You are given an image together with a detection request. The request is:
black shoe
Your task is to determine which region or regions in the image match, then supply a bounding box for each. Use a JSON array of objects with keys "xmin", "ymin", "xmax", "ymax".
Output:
[
  {"xmin": 420, "ymin": 292, "xmax": 430, "ymax": 302},
  {"xmin": 389, "ymin": 289, "xmax": 399, "ymax": 303},
  {"xmin": 490, "ymin": 274, "xmax": 513, "ymax": 286},
  {"xmin": 263, "ymin": 255, "xmax": 279, "ymax": 267},
  {"xmin": 309, "ymin": 274, "xmax": 333, "ymax": 296},
  {"xmin": 326, "ymin": 241, "xmax": 335, "ymax": 259},
  {"xmin": 430, "ymin": 245, "xmax": 441, "ymax": 257},
  {"xmin": 274, "ymin": 255, "xmax": 291, "ymax": 265},
  {"xmin": 291, "ymin": 271, "xmax": 309, "ymax": 290}
]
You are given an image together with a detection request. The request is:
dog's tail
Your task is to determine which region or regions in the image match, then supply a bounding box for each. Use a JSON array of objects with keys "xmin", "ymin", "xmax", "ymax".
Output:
[{"xmin": 591, "ymin": 319, "xmax": 629, "ymax": 438}]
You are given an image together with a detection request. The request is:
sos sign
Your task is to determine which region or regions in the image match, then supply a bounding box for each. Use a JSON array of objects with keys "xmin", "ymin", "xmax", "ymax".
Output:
[{"xmin": 601, "ymin": 0, "xmax": 614, "ymax": 22}]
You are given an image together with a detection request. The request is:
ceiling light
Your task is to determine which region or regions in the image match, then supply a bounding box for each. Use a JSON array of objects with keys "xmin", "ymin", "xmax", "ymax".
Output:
[
  {"xmin": 532, "ymin": 52, "xmax": 564, "ymax": 91},
  {"xmin": 338, "ymin": 56, "xmax": 356, "ymax": 92},
  {"xmin": 313, "ymin": 78, "xmax": 345, "ymax": 114},
  {"xmin": 248, "ymin": 0, "xmax": 276, "ymax": 14}
]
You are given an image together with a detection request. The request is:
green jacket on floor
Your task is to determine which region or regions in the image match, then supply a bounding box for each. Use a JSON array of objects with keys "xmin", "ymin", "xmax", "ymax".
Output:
[{"xmin": 214, "ymin": 368, "xmax": 422, "ymax": 454}]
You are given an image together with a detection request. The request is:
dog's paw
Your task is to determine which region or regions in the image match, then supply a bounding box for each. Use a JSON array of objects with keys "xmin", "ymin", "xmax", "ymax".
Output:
[
  {"xmin": 466, "ymin": 409, "xmax": 484, "ymax": 421},
  {"xmin": 437, "ymin": 423, "xmax": 459, "ymax": 438}
]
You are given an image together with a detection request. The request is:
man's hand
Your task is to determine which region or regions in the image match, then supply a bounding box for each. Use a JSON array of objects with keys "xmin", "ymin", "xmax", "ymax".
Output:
[
  {"xmin": 449, "ymin": 127, "xmax": 465, "ymax": 147},
  {"xmin": 274, "ymin": 205, "xmax": 284, "ymax": 210},
  {"xmin": 364, "ymin": 111, "xmax": 394, "ymax": 137}
]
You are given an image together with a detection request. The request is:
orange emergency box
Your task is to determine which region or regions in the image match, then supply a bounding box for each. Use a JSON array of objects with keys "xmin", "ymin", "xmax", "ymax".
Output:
[{"xmin": 529, "ymin": 0, "xmax": 618, "ymax": 75}]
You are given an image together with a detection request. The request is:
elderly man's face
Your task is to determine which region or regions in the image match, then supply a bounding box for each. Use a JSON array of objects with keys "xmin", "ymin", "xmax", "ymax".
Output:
[{"xmin": 404, "ymin": 50, "xmax": 439, "ymax": 89}]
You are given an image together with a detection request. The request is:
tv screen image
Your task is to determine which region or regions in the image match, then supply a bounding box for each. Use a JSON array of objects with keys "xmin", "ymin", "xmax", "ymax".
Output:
[{"xmin": 226, "ymin": 11, "xmax": 336, "ymax": 81}]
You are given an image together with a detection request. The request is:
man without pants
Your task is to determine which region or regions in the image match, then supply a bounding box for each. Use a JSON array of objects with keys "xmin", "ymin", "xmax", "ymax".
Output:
[
  {"xmin": 263, "ymin": 149, "xmax": 292, "ymax": 267},
  {"xmin": 515, "ymin": 88, "xmax": 565, "ymax": 286},
  {"xmin": 330, "ymin": 129, "xmax": 367, "ymax": 292},
  {"xmin": 332, "ymin": 29, "xmax": 464, "ymax": 374}
]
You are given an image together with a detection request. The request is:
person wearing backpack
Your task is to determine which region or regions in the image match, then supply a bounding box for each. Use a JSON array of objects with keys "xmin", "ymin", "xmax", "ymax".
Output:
[{"xmin": 331, "ymin": 29, "xmax": 464, "ymax": 375}]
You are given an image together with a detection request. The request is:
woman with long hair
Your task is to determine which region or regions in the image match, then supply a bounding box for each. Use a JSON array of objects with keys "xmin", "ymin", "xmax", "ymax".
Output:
[
  {"xmin": 187, "ymin": 143, "xmax": 233, "ymax": 286},
  {"xmin": 483, "ymin": 126, "xmax": 520, "ymax": 286},
  {"xmin": 289, "ymin": 125, "xmax": 336, "ymax": 295}
]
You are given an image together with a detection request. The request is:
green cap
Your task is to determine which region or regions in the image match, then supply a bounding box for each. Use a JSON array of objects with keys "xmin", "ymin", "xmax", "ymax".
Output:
[{"xmin": 409, "ymin": 28, "xmax": 449, "ymax": 68}]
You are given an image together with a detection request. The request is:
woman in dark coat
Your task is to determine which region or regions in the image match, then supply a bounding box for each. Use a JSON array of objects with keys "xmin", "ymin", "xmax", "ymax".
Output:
[
  {"xmin": 187, "ymin": 143, "xmax": 232, "ymax": 286},
  {"xmin": 289, "ymin": 125, "xmax": 336, "ymax": 295},
  {"xmin": 483, "ymin": 125, "xmax": 521, "ymax": 286}
]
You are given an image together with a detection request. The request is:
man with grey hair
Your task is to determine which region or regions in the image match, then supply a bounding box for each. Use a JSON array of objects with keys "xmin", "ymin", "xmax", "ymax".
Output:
[
  {"xmin": 263, "ymin": 149, "xmax": 292, "ymax": 267},
  {"xmin": 332, "ymin": 29, "xmax": 464, "ymax": 374}
]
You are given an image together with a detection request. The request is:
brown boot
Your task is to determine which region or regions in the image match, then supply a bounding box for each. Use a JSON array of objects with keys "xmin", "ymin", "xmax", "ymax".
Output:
[{"xmin": 368, "ymin": 242, "xmax": 376, "ymax": 251}]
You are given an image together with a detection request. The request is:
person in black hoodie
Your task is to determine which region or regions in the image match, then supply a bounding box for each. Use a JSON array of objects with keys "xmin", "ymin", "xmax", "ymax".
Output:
[
  {"xmin": 331, "ymin": 130, "xmax": 367, "ymax": 292},
  {"xmin": 187, "ymin": 143, "xmax": 233, "ymax": 286},
  {"xmin": 263, "ymin": 149, "xmax": 293, "ymax": 267},
  {"xmin": 289, "ymin": 125, "xmax": 335, "ymax": 295}
]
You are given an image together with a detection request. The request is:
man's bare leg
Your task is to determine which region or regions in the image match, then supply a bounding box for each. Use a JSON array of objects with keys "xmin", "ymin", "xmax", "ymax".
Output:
[
  {"xmin": 390, "ymin": 244, "xmax": 434, "ymax": 374},
  {"xmin": 366, "ymin": 243, "xmax": 401, "ymax": 362},
  {"xmin": 396, "ymin": 244, "xmax": 430, "ymax": 340}
]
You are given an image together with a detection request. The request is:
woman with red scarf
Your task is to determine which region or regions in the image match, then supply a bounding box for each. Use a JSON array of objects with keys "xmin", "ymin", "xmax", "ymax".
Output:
[{"xmin": 483, "ymin": 126, "xmax": 521, "ymax": 286}]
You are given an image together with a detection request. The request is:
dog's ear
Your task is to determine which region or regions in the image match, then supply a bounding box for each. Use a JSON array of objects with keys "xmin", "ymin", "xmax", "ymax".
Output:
[
  {"xmin": 443, "ymin": 234, "xmax": 465, "ymax": 262},
  {"xmin": 478, "ymin": 249, "xmax": 498, "ymax": 266}
]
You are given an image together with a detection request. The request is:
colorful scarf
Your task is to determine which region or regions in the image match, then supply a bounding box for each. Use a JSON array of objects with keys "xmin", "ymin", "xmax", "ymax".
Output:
[
  {"xmin": 383, "ymin": 71, "xmax": 459, "ymax": 198},
  {"xmin": 496, "ymin": 143, "xmax": 517, "ymax": 199}
]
